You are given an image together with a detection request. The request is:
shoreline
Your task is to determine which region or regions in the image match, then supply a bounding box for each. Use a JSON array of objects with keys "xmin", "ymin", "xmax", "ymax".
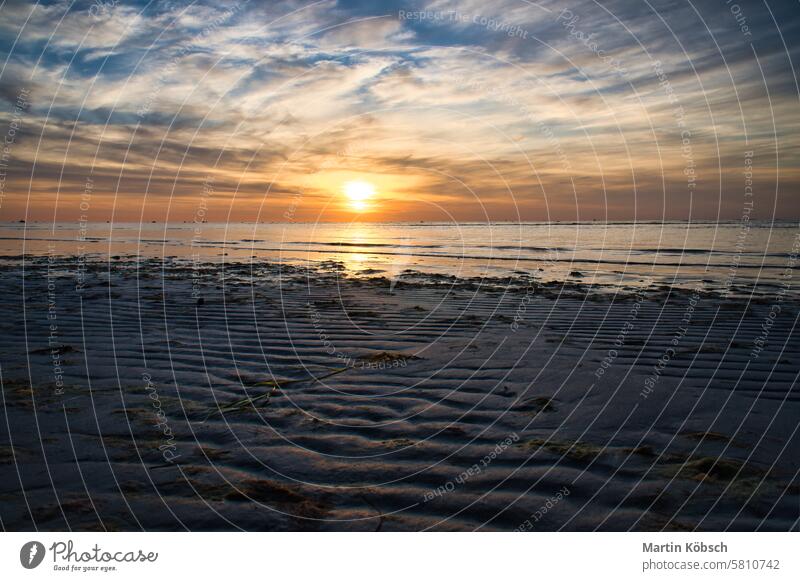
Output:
[{"xmin": 4, "ymin": 253, "xmax": 798, "ymax": 301}]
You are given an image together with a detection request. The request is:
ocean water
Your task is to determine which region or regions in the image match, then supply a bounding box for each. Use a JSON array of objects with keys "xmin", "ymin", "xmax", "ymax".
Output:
[{"xmin": 2, "ymin": 221, "xmax": 798, "ymax": 294}]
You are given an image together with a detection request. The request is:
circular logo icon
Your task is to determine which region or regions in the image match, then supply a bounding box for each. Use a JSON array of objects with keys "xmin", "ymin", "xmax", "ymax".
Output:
[{"xmin": 20, "ymin": 541, "xmax": 45, "ymax": 569}]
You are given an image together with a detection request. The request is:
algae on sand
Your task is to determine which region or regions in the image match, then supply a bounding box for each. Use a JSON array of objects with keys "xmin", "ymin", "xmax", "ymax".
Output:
[
  {"xmin": 513, "ymin": 396, "xmax": 558, "ymax": 414},
  {"xmin": 663, "ymin": 456, "xmax": 765, "ymax": 484},
  {"xmin": 517, "ymin": 438, "xmax": 605, "ymax": 462}
]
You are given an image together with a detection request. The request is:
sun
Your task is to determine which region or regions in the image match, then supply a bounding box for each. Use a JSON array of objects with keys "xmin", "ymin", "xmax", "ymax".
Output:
[{"xmin": 343, "ymin": 180, "xmax": 375, "ymax": 212}]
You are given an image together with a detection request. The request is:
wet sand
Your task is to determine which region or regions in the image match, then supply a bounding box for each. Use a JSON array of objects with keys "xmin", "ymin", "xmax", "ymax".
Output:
[{"xmin": 1, "ymin": 256, "xmax": 798, "ymax": 531}]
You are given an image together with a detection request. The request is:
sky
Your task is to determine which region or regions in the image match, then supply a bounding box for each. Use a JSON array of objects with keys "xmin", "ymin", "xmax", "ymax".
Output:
[{"xmin": 0, "ymin": 0, "xmax": 798, "ymax": 222}]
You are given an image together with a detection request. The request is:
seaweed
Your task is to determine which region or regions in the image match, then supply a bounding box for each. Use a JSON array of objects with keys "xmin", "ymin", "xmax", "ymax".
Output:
[
  {"xmin": 663, "ymin": 456, "xmax": 765, "ymax": 484},
  {"xmin": 680, "ymin": 430, "xmax": 746, "ymax": 447},
  {"xmin": 513, "ymin": 396, "xmax": 558, "ymax": 414},
  {"xmin": 202, "ymin": 366, "xmax": 348, "ymax": 422},
  {"xmin": 381, "ymin": 438, "xmax": 416, "ymax": 449},
  {"xmin": 517, "ymin": 438, "xmax": 604, "ymax": 461},
  {"xmin": 225, "ymin": 477, "xmax": 331, "ymax": 520}
]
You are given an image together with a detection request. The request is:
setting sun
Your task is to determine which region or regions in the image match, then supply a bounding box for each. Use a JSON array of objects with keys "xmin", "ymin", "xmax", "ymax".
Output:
[{"xmin": 343, "ymin": 180, "xmax": 375, "ymax": 212}]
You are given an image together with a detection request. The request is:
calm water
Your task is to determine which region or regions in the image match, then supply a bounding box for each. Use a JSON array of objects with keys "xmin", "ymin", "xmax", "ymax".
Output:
[{"xmin": 2, "ymin": 221, "xmax": 798, "ymax": 294}]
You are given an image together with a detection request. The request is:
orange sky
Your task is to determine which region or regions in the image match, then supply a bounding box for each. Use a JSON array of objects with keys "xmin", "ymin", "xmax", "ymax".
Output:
[{"xmin": 1, "ymin": 1, "xmax": 798, "ymax": 223}]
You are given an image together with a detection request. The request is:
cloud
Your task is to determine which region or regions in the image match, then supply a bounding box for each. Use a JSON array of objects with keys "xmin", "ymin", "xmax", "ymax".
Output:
[{"xmin": 0, "ymin": 0, "xmax": 797, "ymax": 221}]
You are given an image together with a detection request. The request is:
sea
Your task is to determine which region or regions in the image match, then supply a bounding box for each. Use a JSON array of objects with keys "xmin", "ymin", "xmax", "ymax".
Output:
[{"xmin": 2, "ymin": 221, "xmax": 798, "ymax": 295}]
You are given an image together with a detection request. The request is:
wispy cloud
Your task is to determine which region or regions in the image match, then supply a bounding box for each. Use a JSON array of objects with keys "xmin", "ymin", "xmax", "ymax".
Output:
[{"xmin": 1, "ymin": 0, "xmax": 798, "ymax": 221}]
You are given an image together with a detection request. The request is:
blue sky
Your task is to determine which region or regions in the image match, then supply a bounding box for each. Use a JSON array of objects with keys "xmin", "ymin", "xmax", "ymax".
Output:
[{"xmin": 1, "ymin": 0, "xmax": 798, "ymax": 221}]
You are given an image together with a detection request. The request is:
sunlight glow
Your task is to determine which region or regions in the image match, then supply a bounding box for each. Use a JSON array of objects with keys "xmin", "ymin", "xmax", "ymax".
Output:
[{"xmin": 343, "ymin": 180, "xmax": 375, "ymax": 212}]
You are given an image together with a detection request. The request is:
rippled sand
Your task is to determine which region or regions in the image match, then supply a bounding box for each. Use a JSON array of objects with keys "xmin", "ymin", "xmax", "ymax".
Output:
[{"xmin": 1, "ymin": 257, "xmax": 798, "ymax": 531}]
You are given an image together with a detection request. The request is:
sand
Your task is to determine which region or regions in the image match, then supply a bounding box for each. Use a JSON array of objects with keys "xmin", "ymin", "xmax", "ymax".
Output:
[{"xmin": 0, "ymin": 256, "xmax": 798, "ymax": 531}]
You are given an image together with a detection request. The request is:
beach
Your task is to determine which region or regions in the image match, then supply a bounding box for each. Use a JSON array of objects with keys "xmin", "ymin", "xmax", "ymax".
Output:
[{"xmin": 1, "ymin": 245, "xmax": 798, "ymax": 531}]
